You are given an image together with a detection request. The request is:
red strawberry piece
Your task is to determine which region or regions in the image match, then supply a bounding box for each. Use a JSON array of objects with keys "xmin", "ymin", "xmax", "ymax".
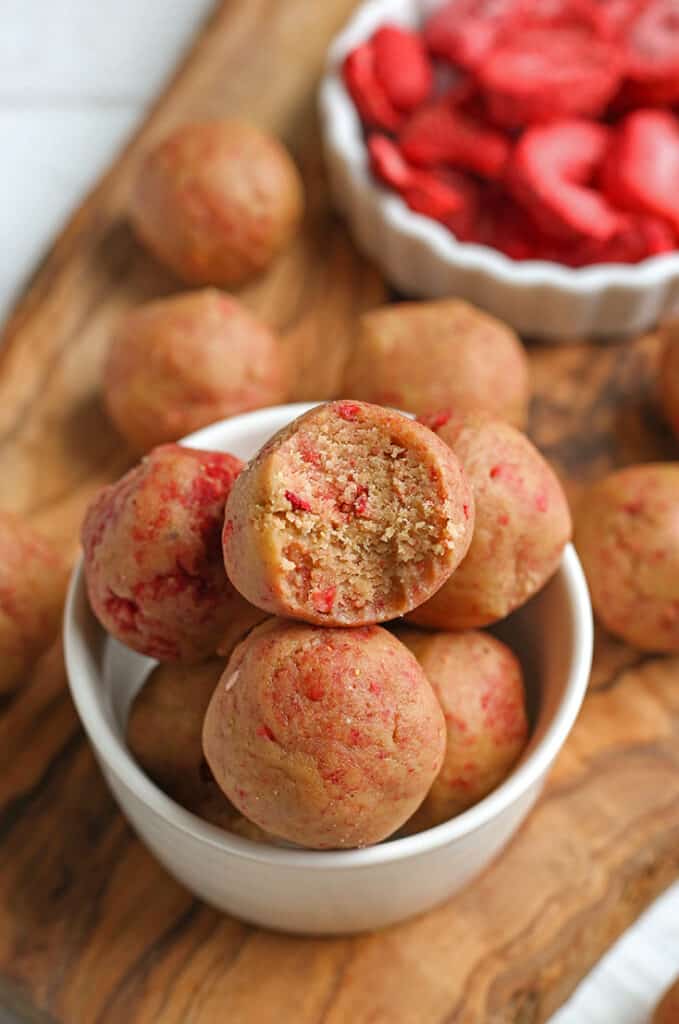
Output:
[
  {"xmin": 402, "ymin": 169, "xmax": 466, "ymax": 221},
  {"xmin": 372, "ymin": 25, "xmax": 433, "ymax": 112},
  {"xmin": 510, "ymin": 119, "xmax": 625, "ymax": 242},
  {"xmin": 478, "ymin": 26, "xmax": 621, "ymax": 128},
  {"xmin": 564, "ymin": 214, "xmax": 676, "ymax": 265},
  {"xmin": 482, "ymin": 196, "xmax": 563, "ymax": 260},
  {"xmin": 572, "ymin": 0, "xmax": 644, "ymax": 39},
  {"xmin": 368, "ymin": 134, "xmax": 415, "ymax": 190},
  {"xmin": 601, "ymin": 109, "xmax": 679, "ymax": 234},
  {"xmin": 621, "ymin": 0, "xmax": 679, "ymax": 106},
  {"xmin": 399, "ymin": 103, "xmax": 510, "ymax": 179},
  {"xmin": 424, "ymin": 0, "xmax": 522, "ymax": 70},
  {"xmin": 342, "ymin": 43, "xmax": 403, "ymax": 131},
  {"xmin": 435, "ymin": 170, "xmax": 482, "ymax": 238}
]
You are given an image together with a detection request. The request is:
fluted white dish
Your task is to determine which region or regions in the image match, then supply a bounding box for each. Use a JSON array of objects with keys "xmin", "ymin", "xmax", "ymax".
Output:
[
  {"xmin": 319, "ymin": 0, "xmax": 679, "ymax": 340},
  {"xmin": 64, "ymin": 403, "xmax": 593, "ymax": 935}
]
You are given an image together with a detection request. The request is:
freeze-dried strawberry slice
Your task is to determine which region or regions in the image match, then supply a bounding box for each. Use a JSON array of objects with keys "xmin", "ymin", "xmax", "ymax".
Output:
[
  {"xmin": 601, "ymin": 110, "xmax": 679, "ymax": 234},
  {"xmin": 435, "ymin": 170, "xmax": 481, "ymax": 238},
  {"xmin": 402, "ymin": 168, "xmax": 467, "ymax": 221},
  {"xmin": 565, "ymin": 215, "xmax": 676, "ymax": 265},
  {"xmin": 342, "ymin": 43, "xmax": 403, "ymax": 131},
  {"xmin": 478, "ymin": 26, "xmax": 621, "ymax": 128},
  {"xmin": 510, "ymin": 120, "xmax": 625, "ymax": 241},
  {"xmin": 368, "ymin": 134, "xmax": 415, "ymax": 190},
  {"xmin": 573, "ymin": 0, "xmax": 643, "ymax": 39},
  {"xmin": 399, "ymin": 103, "xmax": 510, "ymax": 179},
  {"xmin": 621, "ymin": 0, "xmax": 679, "ymax": 105},
  {"xmin": 372, "ymin": 25, "xmax": 433, "ymax": 112},
  {"xmin": 479, "ymin": 196, "xmax": 562, "ymax": 260},
  {"xmin": 424, "ymin": 0, "xmax": 521, "ymax": 70}
]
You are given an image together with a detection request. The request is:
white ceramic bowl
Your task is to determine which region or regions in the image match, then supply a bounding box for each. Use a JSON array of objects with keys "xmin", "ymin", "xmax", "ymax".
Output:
[
  {"xmin": 319, "ymin": 0, "xmax": 679, "ymax": 340},
  {"xmin": 65, "ymin": 403, "xmax": 593, "ymax": 935}
]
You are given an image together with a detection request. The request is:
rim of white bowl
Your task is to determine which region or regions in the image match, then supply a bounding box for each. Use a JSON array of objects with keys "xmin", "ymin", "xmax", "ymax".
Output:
[
  {"xmin": 65, "ymin": 404, "xmax": 593, "ymax": 872},
  {"xmin": 318, "ymin": 0, "xmax": 679, "ymax": 292}
]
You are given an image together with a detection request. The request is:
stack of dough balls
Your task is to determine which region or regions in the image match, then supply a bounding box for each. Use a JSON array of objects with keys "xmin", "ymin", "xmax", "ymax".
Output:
[{"xmin": 82, "ymin": 398, "xmax": 572, "ymax": 850}]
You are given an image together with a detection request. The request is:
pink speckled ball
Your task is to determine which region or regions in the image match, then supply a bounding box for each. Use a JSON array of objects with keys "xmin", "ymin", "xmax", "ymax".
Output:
[
  {"xmin": 130, "ymin": 119, "xmax": 304, "ymax": 287},
  {"xmin": 575, "ymin": 464, "xmax": 679, "ymax": 651},
  {"xmin": 104, "ymin": 289, "xmax": 289, "ymax": 453},
  {"xmin": 81, "ymin": 444, "xmax": 262, "ymax": 661},
  {"xmin": 395, "ymin": 628, "xmax": 529, "ymax": 829},
  {"xmin": 202, "ymin": 619, "xmax": 446, "ymax": 849},
  {"xmin": 408, "ymin": 412, "xmax": 572, "ymax": 629},
  {"xmin": 0, "ymin": 511, "xmax": 68, "ymax": 693}
]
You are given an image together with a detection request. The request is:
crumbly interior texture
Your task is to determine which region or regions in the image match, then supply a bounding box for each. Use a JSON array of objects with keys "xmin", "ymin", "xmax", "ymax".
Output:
[
  {"xmin": 654, "ymin": 977, "xmax": 679, "ymax": 1024},
  {"xmin": 130, "ymin": 119, "xmax": 304, "ymax": 288},
  {"xmin": 82, "ymin": 444, "xmax": 260, "ymax": 661},
  {"xmin": 343, "ymin": 299, "xmax": 529, "ymax": 428},
  {"xmin": 0, "ymin": 511, "xmax": 67, "ymax": 693},
  {"xmin": 223, "ymin": 401, "xmax": 474, "ymax": 625},
  {"xmin": 575, "ymin": 464, "xmax": 679, "ymax": 651},
  {"xmin": 659, "ymin": 323, "xmax": 679, "ymax": 442},
  {"xmin": 202, "ymin": 619, "xmax": 446, "ymax": 849},
  {"xmin": 104, "ymin": 289, "xmax": 289, "ymax": 453},
  {"xmin": 395, "ymin": 628, "xmax": 529, "ymax": 830},
  {"xmin": 408, "ymin": 411, "xmax": 572, "ymax": 629},
  {"xmin": 126, "ymin": 658, "xmax": 274, "ymax": 843}
]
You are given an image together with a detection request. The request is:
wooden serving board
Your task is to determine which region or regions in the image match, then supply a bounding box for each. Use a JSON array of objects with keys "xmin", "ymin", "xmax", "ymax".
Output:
[{"xmin": 1, "ymin": 3, "xmax": 679, "ymax": 1021}]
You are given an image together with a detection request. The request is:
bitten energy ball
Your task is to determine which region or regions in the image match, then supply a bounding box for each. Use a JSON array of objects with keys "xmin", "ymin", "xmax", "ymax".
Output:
[
  {"xmin": 343, "ymin": 299, "xmax": 530, "ymax": 427},
  {"xmin": 130, "ymin": 119, "xmax": 304, "ymax": 287},
  {"xmin": 0, "ymin": 512, "xmax": 67, "ymax": 693},
  {"xmin": 104, "ymin": 290, "xmax": 289, "ymax": 452},
  {"xmin": 202, "ymin": 619, "xmax": 446, "ymax": 849},
  {"xmin": 223, "ymin": 400, "xmax": 474, "ymax": 626},
  {"xmin": 82, "ymin": 444, "xmax": 261, "ymax": 662},
  {"xmin": 658, "ymin": 321, "xmax": 679, "ymax": 440},
  {"xmin": 395, "ymin": 628, "xmax": 529, "ymax": 829},
  {"xmin": 575, "ymin": 464, "xmax": 679, "ymax": 651},
  {"xmin": 409, "ymin": 412, "xmax": 571, "ymax": 629},
  {"xmin": 654, "ymin": 976, "xmax": 679, "ymax": 1024},
  {"xmin": 127, "ymin": 659, "xmax": 272, "ymax": 841}
]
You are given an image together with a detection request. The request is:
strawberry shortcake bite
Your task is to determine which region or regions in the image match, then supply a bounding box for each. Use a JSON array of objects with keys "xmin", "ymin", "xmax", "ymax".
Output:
[
  {"xmin": 395, "ymin": 627, "xmax": 529, "ymax": 829},
  {"xmin": 575, "ymin": 464, "xmax": 679, "ymax": 651},
  {"xmin": 409, "ymin": 411, "xmax": 571, "ymax": 629},
  {"xmin": 202, "ymin": 619, "xmax": 446, "ymax": 849},
  {"xmin": 222, "ymin": 401, "xmax": 474, "ymax": 625},
  {"xmin": 82, "ymin": 444, "xmax": 263, "ymax": 662}
]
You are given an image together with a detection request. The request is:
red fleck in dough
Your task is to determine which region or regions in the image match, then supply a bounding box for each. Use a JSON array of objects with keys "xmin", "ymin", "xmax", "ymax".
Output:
[
  {"xmin": 104, "ymin": 289, "xmax": 289, "ymax": 453},
  {"xmin": 202, "ymin": 619, "xmax": 446, "ymax": 849},
  {"xmin": 408, "ymin": 412, "xmax": 571, "ymax": 629},
  {"xmin": 654, "ymin": 976, "xmax": 679, "ymax": 1024},
  {"xmin": 130, "ymin": 119, "xmax": 304, "ymax": 287},
  {"xmin": 395, "ymin": 628, "xmax": 528, "ymax": 829},
  {"xmin": 658, "ymin": 322, "xmax": 679, "ymax": 441},
  {"xmin": 343, "ymin": 299, "xmax": 530, "ymax": 427},
  {"xmin": 126, "ymin": 659, "xmax": 273, "ymax": 842},
  {"xmin": 575, "ymin": 464, "xmax": 679, "ymax": 651},
  {"xmin": 82, "ymin": 444, "xmax": 263, "ymax": 661},
  {"xmin": 0, "ymin": 511, "xmax": 68, "ymax": 693},
  {"xmin": 222, "ymin": 401, "xmax": 474, "ymax": 625}
]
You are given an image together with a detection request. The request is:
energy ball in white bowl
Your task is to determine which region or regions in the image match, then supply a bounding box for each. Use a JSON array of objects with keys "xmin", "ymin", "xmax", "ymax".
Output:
[{"xmin": 343, "ymin": 298, "xmax": 530, "ymax": 427}]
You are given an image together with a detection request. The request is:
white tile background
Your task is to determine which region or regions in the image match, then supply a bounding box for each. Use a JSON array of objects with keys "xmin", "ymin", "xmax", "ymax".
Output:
[{"xmin": 1, "ymin": 2, "xmax": 677, "ymax": 1020}]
